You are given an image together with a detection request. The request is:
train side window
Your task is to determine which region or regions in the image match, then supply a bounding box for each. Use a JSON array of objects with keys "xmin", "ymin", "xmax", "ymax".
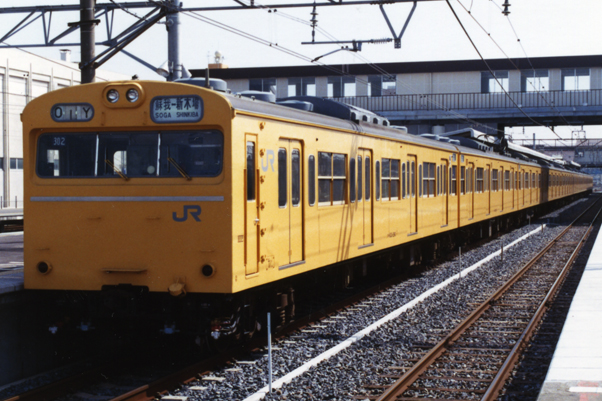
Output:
[
  {"xmin": 350, "ymin": 158, "xmax": 356, "ymax": 203},
  {"xmin": 450, "ymin": 166, "xmax": 457, "ymax": 195},
  {"xmin": 365, "ymin": 157, "xmax": 371, "ymax": 200},
  {"xmin": 423, "ymin": 162, "xmax": 435, "ymax": 197},
  {"xmin": 476, "ymin": 168, "xmax": 484, "ymax": 193},
  {"xmin": 402, "ymin": 163, "xmax": 406, "ymax": 198},
  {"xmin": 492, "ymin": 169, "xmax": 499, "ymax": 191},
  {"xmin": 318, "ymin": 152, "xmax": 347, "ymax": 206},
  {"xmin": 411, "ymin": 161, "xmax": 415, "ymax": 197},
  {"xmin": 381, "ymin": 159, "xmax": 390, "ymax": 200},
  {"xmin": 437, "ymin": 165, "xmax": 440, "ymax": 195},
  {"xmin": 443, "ymin": 164, "xmax": 447, "ymax": 194},
  {"xmin": 278, "ymin": 148, "xmax": 287, "ymax": 207},
  {"xmin": 418, "ymin": 165, "xmax": 422, "ymax": 197},
  {"xmin": 460, "ymin": 166, "xmax": 466, "ymax": 194},
  {"xmin": 391, "ymin": 160, "xmax": 400, "ymax": 199},
  {"xmin": 292, "ymin": 149, "xmax": 300, "ymax": 207},
  {"xmin": 308, "ymin": 155, "xmax": 316, "ymax": 206},
  {"xmin": 333, "ymin": 154, "xmax": 346, "ymax": 205},
  {"xmin": 376, "ymin": 161, "xmax": 381, "ymax": 200},
  {"xmin": 358, "ymin": 156, "xmax": 363, "ymax": 202},
  {"xmin": 483, "ymin": 165, "xmax": 489, "ymax": 192},
  {"xmin": 246, "ymin": 142, "xmax": 255, "ymax": 201}
]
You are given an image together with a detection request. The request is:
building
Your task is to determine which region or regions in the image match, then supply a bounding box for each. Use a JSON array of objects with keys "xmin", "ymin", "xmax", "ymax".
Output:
[
  {"xmin": 196, "ymin": 54, "xmax": 602, "ymax": 135},
  {"xmin": 0, "ymin": 48, "xmax": 129, "ymax": 208}
]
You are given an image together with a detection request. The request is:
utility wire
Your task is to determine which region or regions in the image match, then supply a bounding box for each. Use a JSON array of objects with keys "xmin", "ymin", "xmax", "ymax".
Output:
[
  {"xmin": 446, "ymin": 0, "xmax": 565, "ymax": 141},
  {"xmin": 455, "ymin": 0, "xmax": 573, "ymax": 130}
]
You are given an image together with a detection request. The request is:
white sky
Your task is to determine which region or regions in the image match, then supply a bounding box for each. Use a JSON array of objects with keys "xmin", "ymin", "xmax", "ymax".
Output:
[{"xmin": 2, "ymin": 0, "xmax": 602, "ymax": 140}]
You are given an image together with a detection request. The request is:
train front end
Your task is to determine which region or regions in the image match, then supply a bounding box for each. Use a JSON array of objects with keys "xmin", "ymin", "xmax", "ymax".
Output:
[{"xmin": 23, "ymin": 81, "xmax": 237, "ymax": 333}]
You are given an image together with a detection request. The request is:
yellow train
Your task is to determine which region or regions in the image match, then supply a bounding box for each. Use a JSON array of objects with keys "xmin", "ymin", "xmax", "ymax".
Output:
[{"xmin": 22, "ymin": 79, "xmax": 592, "ymax": 340}]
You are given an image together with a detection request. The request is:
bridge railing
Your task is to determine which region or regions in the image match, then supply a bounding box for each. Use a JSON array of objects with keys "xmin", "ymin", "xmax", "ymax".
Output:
[{"xmin": 332, "ymin": 89, "xmax": 602, "ymax": 112}]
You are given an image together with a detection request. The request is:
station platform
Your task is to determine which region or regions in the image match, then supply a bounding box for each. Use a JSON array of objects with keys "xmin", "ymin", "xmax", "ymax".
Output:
[
  {"xmin": 537, "ymin": 227, "xmax": 602, "ymax": 400},
  {"xmin": 0, "ymin": 232, "xmax": 24, "ymax": 295}
]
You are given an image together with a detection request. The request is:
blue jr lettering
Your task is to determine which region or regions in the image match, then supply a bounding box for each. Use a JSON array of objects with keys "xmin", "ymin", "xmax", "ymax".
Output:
[{"xmin": 173, "ymin": 205, "xmax": 202, "ymax": 222}]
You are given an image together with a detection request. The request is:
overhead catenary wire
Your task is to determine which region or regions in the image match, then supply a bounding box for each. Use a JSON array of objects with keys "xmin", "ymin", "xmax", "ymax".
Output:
[
  {"xmin": 455, "ymin": 0, "xmax": 574, "ymax": 132},
  {"xmin": 446, "ymin": 0, "xmax": 565, "ymax": 141},
  {"xmin": 183, "ymin": 9, "xmax": 506, "ymax": 133}
]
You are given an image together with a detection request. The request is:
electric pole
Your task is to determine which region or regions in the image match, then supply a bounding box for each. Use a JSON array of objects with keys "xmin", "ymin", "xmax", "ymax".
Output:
[
  {"xmin": 79, "ymin": 0, "xmax": 96, "ymax": 83},
  {"xmin": 166, "ymin": 0, "xmax": 182, "ymax": 81}
]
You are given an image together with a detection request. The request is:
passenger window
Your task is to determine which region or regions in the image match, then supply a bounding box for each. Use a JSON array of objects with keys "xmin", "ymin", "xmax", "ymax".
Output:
[
  {"xmin": 246, "ymin": 142, "xmax": 255, "ymax": 201},
  {"xmin": 292, "ymin": 149, "xmax": 300, "ymax": 207},
  {"xmin": 308, "ymin": 155, "xmax": 316, "ymax": 206},
  {"xmin": 365, "ymin": 157, "xmax": 370, "ymax": 200},
  {"xmin": 375, "ymin": 161, "xmax": 380, "ymax": 200},
  {"xmin": 450, "ymin": 166, "xmax": 457, "ymax": 195},
  {"xmin": 418, "ymin": 164, "xmax": 422, "ymax": 197},
  {"xmin": 402, "ymin": 163, "xmax": 406, "ymax": 198},
  {"xmin": 357, "ymin": 156, "xmax": 363, "ymax": 202},
  {"xmin": 381, "ymin": 159, "xmax": 390, "ymax": 200},
  {"xmin": 318, "ymin": 152, "xmax": 347, "ymax": 206},
  {"xmin": 460, "ymin": 166, "xmax": 466, "ymax": 194},
  {"xmin": 278, "ymin": 148, "xmax": 287, "ymax": 207},
  {"xmin": 350, "ymin": 158, "xmax": 356, "ymax": 203},
  {"xmin": 411, "ymin": 161, "xmax": 415, "ymax": 197}
]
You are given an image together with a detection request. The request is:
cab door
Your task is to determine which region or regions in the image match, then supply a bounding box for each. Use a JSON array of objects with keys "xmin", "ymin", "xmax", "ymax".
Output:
[
  {"xmin": 359, "ymin": 149, "xmax": 373, "ymax": 246},
  {"xmin": 277, "ymin": 139, "xmax": 304, "ymax": 267},
  {"xmin": 245, "ymin": 136, "xmax": 259, "ymax": 275}
]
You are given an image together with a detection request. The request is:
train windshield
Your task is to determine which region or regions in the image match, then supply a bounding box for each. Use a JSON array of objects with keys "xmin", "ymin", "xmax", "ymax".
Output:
[{"xmin": 36, "ymin": 130, "xmax": 223, "ymax": 178}]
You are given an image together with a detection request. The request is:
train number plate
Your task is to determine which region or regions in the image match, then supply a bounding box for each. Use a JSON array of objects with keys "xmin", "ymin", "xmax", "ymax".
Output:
[
  {"xmin": 51, "ymin": 103, "xmax": 94, "ymax": 122},
  {"xmin": 150, "ymin": 95, "xmax": 203, "ymax": 123}
]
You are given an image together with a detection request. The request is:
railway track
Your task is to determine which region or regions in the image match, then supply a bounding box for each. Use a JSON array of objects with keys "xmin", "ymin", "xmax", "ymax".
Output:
[
  {"xmin": 2, "ymin": 198, "xmax": 595, "ymax": 401},
  {"xmin": 368, "ymin": 198, "xmax": 602, "ymax": 401}
]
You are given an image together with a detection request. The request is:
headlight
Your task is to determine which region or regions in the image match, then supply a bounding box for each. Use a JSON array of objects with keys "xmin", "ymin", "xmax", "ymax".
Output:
[
  {"xmin": 126, "ymin": 88, "xmax": 139, "ymax": 103},
  {"xmin": 106, "ymin": 89, "xmax": 120, "ymax": 103}
]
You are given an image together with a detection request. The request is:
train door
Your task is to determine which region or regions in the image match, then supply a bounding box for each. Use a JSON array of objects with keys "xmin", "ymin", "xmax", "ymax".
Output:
[
  {"xmin": 441, "ymin": 158, "xmax": 449, "ymax": 226},
  {"xmin": 359, "ymin": 149, "xmax": 373, "ymax": 245},
  {"xmin": 277, "ymin": 139, "xmax": 304, "ymax": 267},
  {"xmin": 245, "ymin": 135, "xmax": 259, "ymax": 275},
  {"xmin": 409, "ymin": 155, "xmax": 417, "ymax": 233}
]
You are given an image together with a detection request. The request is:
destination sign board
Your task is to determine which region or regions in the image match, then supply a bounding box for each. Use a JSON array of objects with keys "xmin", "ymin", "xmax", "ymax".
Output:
[
  {"xmin": 150, "ymin": 95, "xmax": 203, "ymax": 124},
  {"xmin": 51, "ymin": 103, "xmax": 94, "ymax": 122}
]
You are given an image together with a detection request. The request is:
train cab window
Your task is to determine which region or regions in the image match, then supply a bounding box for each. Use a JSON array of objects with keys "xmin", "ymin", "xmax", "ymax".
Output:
[
  {"xmin": 402, "ymin": 163, "xmax": 406, "ymax": 198},
  {"xmin": 350, "ymin": 158, "xmax": 356, "ymax": 203},
  {"xmin": 450, "ymin": 166, "xmax": 457, "ymax": 195},
  {"xmin": 159, "ymin": 131, "xmax": 223, "ymax": 177},
  {"xmin": 381, "ymin": 158, "xmax": 400, "ymax": 200},
  {"xmin": 375, "ymin": 161, "xmax": 381, "ymax": 200},
  {"xmin": 460, "ymin": 166, "xmax": 466, "ymax": 194},
  {"xmin": 357, "ymin": 156, "xmax": 363, "ymax": 202},
  {"xmin": 423, "ymin": 162, "xmax": 436, "ymax": 197},
  {"xmin": 318, "ymin": 152, "xmax": 347, "ymax": 206},
  {"xmin": 278, "ymin": 148, "xmax": 287, "ymax": 207},
  {"xmin": 292, "ymin": 149, "xmax": 301, "ymax": 207},
  {"xmin": 308, "ymin": 155, "xmax": 316, "ymax": 206},
  {"xmin": 365, "ymin": 157, "xmax": 371, "ymax": 200},
  {"xmin": 476, "ymin": 168, "xmax": 484, "ymax": 193},
  {"xmin": 37, "ymin": 130, "xmax": 223, "ymax": 179},
  {"xmin": 37, "ymin": 134, "xmax": 97, "ymax": 177},
  {"xmin": 246, "ymin": 142, "xmax": 255, "ymax": 201}
]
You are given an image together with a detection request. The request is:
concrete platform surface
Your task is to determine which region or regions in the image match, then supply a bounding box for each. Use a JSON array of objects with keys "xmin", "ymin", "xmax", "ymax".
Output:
[
  {"xmin": 0, "ymin": 232, "xmax": 23, "ymax": 294},
  {"xmin": 537, "ymin": 227, "xmax": 602, "ymax": 400}
]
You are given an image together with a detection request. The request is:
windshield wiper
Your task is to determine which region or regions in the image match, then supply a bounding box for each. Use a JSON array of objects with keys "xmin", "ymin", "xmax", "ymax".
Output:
[
  {"xmin": 168, "ymin": 157, "xmax": 192, "ymax": 180},
  {"xmin": 105, "ymin": 159, "xmax": 129, "ymax": 181}
]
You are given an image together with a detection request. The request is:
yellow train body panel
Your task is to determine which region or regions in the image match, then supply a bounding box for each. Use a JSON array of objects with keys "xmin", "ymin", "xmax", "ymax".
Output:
[{"xmin": 22, "ymin": 80, "xmax": 593, "ymax": 297}]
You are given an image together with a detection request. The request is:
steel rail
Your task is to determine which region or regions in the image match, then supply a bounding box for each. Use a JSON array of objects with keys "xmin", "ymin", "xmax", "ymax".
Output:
[
  {"xmin": 376, "ymin": 197, "xmax": 602, "ymax": 401},
  {"xmin": 482, "ymin": 200, "xmax": 602, "ymax": 400}
]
